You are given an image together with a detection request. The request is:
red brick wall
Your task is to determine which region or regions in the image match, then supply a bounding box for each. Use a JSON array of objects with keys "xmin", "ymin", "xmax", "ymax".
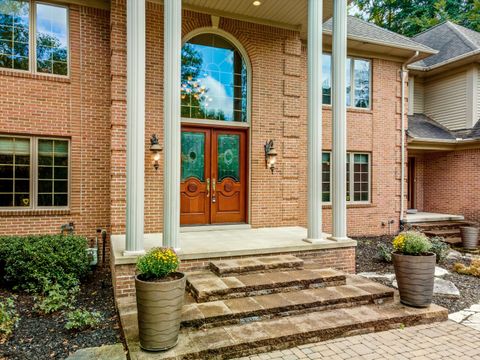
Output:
[
  {"xmin": 0, "ymin": 3, "xmax": 405, "ymax": 246},
  {"xmin": 0, "ymin": 6, "xmax": 111, "ymax": 258},
  {"xmin": 107, "ymin": 4, "xmax": 404, "ymax": 238},
  {"xmin": 420, "ymin": 149, "xmax": 480, "ymax": 222}
]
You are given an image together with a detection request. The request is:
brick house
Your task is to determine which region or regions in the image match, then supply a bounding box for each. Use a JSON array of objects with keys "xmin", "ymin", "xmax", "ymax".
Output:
[
  {"xmin": 0, "ymin": 0, "xmax": 440, "ymax": 299},
  {"xmin": 406, "ymin": 22, "xmax": 480, "ymax": 233}
]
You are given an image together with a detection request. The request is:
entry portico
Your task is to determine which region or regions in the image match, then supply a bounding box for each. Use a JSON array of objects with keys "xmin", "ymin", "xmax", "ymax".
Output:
[{"xmin": 122, "ymin": 0, "xmax": 350, "ymax": 255}]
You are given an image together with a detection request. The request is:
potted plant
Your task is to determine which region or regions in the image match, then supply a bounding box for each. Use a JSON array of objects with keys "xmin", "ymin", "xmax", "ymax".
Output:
[
  {"xmin": 392, "ymin": 231, "xmax": 436, "ymax": 308},
  {"xmin": 135, "ymin": 247, "xmax": 185, "ymax": 351}
]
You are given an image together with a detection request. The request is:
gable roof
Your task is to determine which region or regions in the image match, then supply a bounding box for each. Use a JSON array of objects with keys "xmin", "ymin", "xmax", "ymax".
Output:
[
  {"xmin": 410, "ymin": 21, "xmax": 480, "ymax": 70},
  {"xmin": 323, "ymin": 16, "xmax": 436, "ymax": 56}
]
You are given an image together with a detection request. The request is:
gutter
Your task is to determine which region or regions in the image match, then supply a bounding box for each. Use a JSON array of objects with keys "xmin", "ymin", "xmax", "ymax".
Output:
[
  {"xmin": 408, "ymin": 49, "xmax": 480, "ymax": 72},
  {"xmin": 321, "ymin": 29, "xmax": 438, "ymax": 56},
  {"xmin": 400, "ymin": 51, "xmax": 420, "ymax": 223}
]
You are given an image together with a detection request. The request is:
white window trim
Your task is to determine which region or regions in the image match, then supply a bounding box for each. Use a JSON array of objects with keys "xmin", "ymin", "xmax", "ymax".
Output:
[
  {"xmin": 0, "ymin": 0, "xmax": 70, "ymax": 78},
  {"xmin": 322, "ymin": 151, "xmax": 371, "ymax": 205},
  {"xmin": 0, "ymin": 134, "xmax": 70, "ymax": 210},
  {"xmin": 322, "ymin": 53, "xmax": 372, "ymax": 110}
]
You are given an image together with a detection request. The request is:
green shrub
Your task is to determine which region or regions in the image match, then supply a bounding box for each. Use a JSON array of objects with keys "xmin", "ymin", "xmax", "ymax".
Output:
[
  {"xmin": 0, "ymin": 235, "xmax": 90, "ymax": 293},
  {"xmin": 0, "ymin": 297, "xmax": 19, "ymax": 341},
  {"xmin": 34, "ymin": 283, "xmax": 79, "ymax": 314},
  {"xmin": 430, "ymin": 237, "xmax": 450, "ymax": 264},
  {"xmin": 136, "ymin": 247, "xmax": 179, "ymax": 281},
  {"xmin": 65, "ymin": 309, "xmax": 102, "ymax": 330},
  {"xmin": 377, "ymin": 243, "xmax": 392, "ymax": 262},
  {"xmin": 393, "ymin": 231, "xmax": 432, "ymax": 256}
]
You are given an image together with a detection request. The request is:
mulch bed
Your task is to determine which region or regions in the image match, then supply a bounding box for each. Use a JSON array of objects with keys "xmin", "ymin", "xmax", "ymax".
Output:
[
  {"xmin": 0, "ymin": 267, "xmax": 124, "ymax": 360},
  {"xmin": 355, "ymin": 236, "xmax": 480, "ymax": 313}
]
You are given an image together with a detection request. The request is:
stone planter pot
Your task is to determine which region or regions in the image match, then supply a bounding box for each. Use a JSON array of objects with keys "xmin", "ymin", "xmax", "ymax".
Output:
[
  {"xmin": 392, "ymin": 252, "xmax": 436, "ymax": 308},
  {"xmin": 460, "ymin": 226, "xmax": 479, "ymax": 250},
  {"xmin": 135, "ymin": 272, "xmax": 186, "ymax": 351}
]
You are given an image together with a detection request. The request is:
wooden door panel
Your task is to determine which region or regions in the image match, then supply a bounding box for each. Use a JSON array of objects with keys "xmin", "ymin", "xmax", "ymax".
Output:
[
  {"xmin": 211, "ymin": 130, "xmax": 247, "ymax": 224},
  {"xmin": 180, "ymin": 129, "xmax": 211, "ymax": 225}
]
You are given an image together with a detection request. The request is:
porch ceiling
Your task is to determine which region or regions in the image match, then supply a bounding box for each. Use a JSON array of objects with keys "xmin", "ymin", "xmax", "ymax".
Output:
[{"xmin": 182, "ymin": 0, "xmax": 334, "ymax": 38}]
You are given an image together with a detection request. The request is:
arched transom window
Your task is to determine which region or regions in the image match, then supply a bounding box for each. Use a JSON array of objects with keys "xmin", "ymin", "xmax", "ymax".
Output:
[{"xmin": 181, "ymin": 33, "xmax": 248, "ymax": 122}]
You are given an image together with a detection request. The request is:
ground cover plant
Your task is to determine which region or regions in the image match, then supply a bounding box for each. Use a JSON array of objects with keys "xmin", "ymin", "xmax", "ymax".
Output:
[
  {"xmin": 453, "ymin": 259, "xmax": 480, "ymax": 277},
  {"xmin": 0, "ymin": 234, "xmax": 123, "ymax": 359},
  {"xmin": 0, "ymin": 296, "xmax": 18, "ymax": 343},
  {"xmin": 0, "ymin": 268, "xmax": 122, "ymax": 359}
]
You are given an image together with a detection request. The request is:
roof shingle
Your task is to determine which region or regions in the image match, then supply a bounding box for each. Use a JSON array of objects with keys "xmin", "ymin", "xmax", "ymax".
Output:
[
  {"xmin": 323, "ymin": 16, "xmax": 436, "ymax": 54},
  {"xmin": 410, "ymin": 21, "xmax": 480, "ymax": 69}
]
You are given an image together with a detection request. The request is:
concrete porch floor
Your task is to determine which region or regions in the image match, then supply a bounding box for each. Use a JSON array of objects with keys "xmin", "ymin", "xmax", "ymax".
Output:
[
  {"xmin": 404, "ymin": 212, "xmax": 465, "ymax": 224},
  {"xmin": 111, "ymin": 226, "xmax": 357, "ymax": 264}
]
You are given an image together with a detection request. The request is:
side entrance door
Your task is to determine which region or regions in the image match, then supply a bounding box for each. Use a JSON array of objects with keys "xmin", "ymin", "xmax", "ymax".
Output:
[
  {"xmin": 180, "ymin": 126, "xmax": 247, "ymax": 225},
  {"xmin": 407, "ymin": 157, "xmax": 416, "ymax": 210}
]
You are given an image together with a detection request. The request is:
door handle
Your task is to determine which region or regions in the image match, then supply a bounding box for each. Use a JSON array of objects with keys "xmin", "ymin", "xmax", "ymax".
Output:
[
  {"xmin": 212, "ymin": 178, "xmax": 216, "ymax": 203},
  {"xmin": 206, "ymin": 178, "xmax": 210, "ymax": 198}
]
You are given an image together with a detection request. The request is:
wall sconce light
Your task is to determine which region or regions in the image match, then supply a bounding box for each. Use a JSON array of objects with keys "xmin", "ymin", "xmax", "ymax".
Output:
[
  {"xmin": 264, "ymin": 140, "xmax": 278, "ymax": 174},
  {"xmin": 150, "ymin": 134, "xmax": 163, "ymax": 171}
]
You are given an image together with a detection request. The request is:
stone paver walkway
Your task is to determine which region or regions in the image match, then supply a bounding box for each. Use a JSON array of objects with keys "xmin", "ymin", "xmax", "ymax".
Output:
[{"xmin": 235, "ymin": 321, "xmax": 480, "ymax": 360}]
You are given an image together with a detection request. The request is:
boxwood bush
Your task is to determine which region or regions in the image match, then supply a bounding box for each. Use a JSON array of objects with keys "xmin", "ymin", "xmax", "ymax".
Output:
[{"xmin": 0, "ymin": 235, "xmax": 90, "ymax": 293}]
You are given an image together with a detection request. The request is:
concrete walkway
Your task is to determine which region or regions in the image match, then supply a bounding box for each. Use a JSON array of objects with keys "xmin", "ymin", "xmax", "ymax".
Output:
[{"xmin": 235, "ymin": 321, "xmax": 480, "ymax": 360}]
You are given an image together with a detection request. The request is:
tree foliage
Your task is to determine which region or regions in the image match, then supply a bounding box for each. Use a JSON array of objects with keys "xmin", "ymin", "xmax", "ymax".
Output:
[{"xmin": 352, "ymin": 0, "xmax": 480, "ymax": 36}]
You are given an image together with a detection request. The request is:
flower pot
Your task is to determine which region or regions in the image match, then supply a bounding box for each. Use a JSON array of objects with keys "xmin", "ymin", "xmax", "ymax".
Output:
[
  {"xmin": 135, "ymin": 272, "xmax": 186, "ymax": 351},
  {"xmin": 460, "ymin": 226, "xmax": 479, "ymax": 250},
  {"xmin": 392, "ymin": 252, "xmax": 436, "ymax": 308}
]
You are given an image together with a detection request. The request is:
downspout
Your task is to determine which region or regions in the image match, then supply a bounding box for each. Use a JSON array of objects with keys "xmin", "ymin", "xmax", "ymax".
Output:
[{"xmin": 400, "ymin": 51, "xmax": 420, "ymax": 223}]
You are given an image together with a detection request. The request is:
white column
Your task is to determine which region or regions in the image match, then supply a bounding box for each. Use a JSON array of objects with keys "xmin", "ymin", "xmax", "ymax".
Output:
[
  {"xmin": 163, "ymin": 0, "xmax": 182, "ymax": 250},
  {"xmin": 306, "ymin": 0, "xmax": 323, "ymax": 243},
  {"xmin": 331, "ymin": 0, "xmax": 349, "ymax": 241},
  {"xmin": 124, "ymin": 0, "xmax": 146, "ymax": 255}
]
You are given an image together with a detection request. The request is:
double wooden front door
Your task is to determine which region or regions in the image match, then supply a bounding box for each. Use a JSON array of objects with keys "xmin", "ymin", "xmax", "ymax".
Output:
[{"xmin": 180, "ymin": 126, "xmax": 247, "ymax": 225}]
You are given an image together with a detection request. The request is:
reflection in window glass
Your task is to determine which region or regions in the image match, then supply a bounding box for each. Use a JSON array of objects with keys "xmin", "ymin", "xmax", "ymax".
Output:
[
  {"xmin": 322, "ymin": 54, "xmax": 331, "ymax": 105},
  {"xmin": 181, "ymin": 33, "xmax": 247, "ymax": 122},
  {"xmin": 354, "ymin": 59, "xmax": 370, "ymax": 108},
  {"xmin": 0, "ymin": 0, "xmax": 29, "ymax": 70},
  {"xmin": 0, "ymin": 137, "xmax": 30, "ymax": 207},
  {"xmin": 37, "ymin": 139, "xmax": 68, "ymax": 207},
  {"xmin": 322, "ymin": 54, "xmax": 370, "ymax": 109},
  {"xmin": 346, "ymin": 58, "xmax": 351, "ymax": 107},
  {"xmin": 36, "ymin": 3, "xmax": 68, "ymax": 75}
]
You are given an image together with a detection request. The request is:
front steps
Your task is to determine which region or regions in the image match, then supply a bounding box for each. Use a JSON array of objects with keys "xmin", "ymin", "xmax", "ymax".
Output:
[
  {"xmin": 187, "ymin": 268, "xmax": 345, "ymax": 302},
  {"xmin": 123, "ymin": 255, "xmax": 448, "ymax": 360},
  {"xmin": 410, "ymin": 220, "xmax": 477, "ymax": 245}
]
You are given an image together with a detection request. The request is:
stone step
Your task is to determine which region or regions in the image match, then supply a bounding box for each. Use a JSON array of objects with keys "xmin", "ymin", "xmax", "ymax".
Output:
[
  {"xmin": 442, "ymin": 237, "xmax": 462, "ymax": 245},
  {"xmin": 130, "ymin": 300, "xmax": 448, "ymax": 360},
  {"xmin": 187, "ymin": 268, "xmax": 346, "ymax": 303},
  {"xmin": 209, "ymin": 255, "xmax": 304, "ymax": 277},
  {"xmin": 181, "ymin": 276, "xmax": 394, "ymax": 328},
  {"xmin": 424, "ymin": 229, "xmax": 461, "ymax": 238},
  {"xmin": 412, "ymin": 221, "xmax": 474, "ymax": 231}
]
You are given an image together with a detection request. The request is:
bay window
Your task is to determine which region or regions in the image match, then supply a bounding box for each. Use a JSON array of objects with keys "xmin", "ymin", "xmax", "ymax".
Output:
[
  {"xmin": 0, "ymin": 0, "xmax": 68, "ymax": 76},
  {"xmin": 0, "ymin": 135, "xmax": 69, "ymax": 208},
  {"xmin": 322, "ymin": 152, "xmax": 371, "ymax": 204}
]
